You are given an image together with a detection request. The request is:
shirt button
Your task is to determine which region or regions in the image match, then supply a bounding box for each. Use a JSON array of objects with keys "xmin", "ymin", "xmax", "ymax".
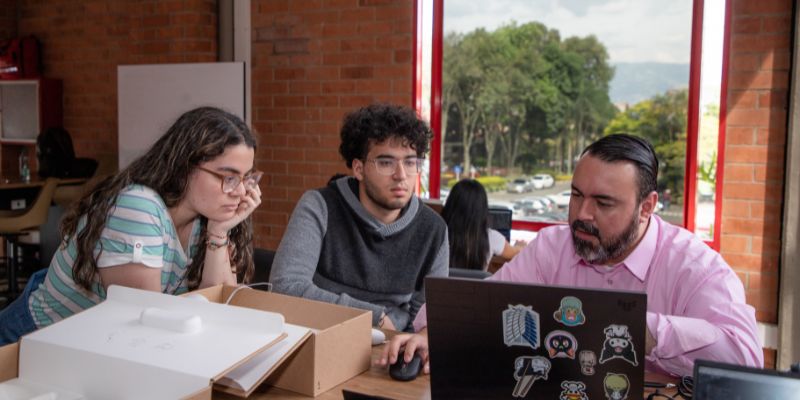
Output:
[{"xmin": 135, "ymin": 243, "xmax": 142, "ymax": 248}]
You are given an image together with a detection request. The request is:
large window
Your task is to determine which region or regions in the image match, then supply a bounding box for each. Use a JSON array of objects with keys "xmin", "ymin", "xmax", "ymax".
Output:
[{"xmin": 415, "ymin": 0, "xmax": 729, "ymax": 247}]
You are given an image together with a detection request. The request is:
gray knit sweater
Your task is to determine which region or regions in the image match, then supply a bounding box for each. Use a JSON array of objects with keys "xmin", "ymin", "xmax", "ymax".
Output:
[{"xmin": 270, "ymin": 177, "xmax": 449, "ymax": 330}]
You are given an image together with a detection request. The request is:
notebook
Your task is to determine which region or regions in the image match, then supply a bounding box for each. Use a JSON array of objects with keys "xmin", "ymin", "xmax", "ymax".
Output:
[
  {"xmin": 425, "ymin": 277, "xmax": 647, "ymax": 400},
  {"xmin": 693, "ymin": 359, "xmax": 800, "ymax": 399}
]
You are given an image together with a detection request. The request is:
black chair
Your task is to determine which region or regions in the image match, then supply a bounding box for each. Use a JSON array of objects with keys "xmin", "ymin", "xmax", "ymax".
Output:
[
  {"xmin": 488, "ymin": 206, "xmax": 513, "ymax": 242},
  {"xmin": 251, "ymin": 247, "xmax": 275, "ymax": 291},
  {"xmin": 449, "ymin": 267, "xmax": 492, "ymax": 280}
]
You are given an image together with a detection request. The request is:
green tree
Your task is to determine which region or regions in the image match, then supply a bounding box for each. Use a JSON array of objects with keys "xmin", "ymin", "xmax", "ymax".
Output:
[
  {"xmin": 442, "ymin": 21, "xmax": 616, "ymax": 177},
  {"xmin": 604, "ymin": 89, "xmax": 688, "ymax": 197}
]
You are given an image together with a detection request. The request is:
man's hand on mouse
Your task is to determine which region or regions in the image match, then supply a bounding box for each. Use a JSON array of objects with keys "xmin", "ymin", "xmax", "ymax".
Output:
[{"xmin": 375, "ymin": 329, "xmax": 431, "ymax": 374}]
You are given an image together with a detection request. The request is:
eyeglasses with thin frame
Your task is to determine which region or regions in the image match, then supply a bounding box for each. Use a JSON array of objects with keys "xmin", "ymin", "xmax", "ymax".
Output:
[
  {"xmin": 363, "ymin": 157, "xmax": 423, "ymax": 176},
  {"xmin": 198, "ymin": 166, "xmax": 263, "ymax": 193}
]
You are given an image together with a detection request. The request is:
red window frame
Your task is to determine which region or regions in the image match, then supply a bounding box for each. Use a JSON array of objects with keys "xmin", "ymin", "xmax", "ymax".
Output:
[{"xmin": 413, "ymin": 0, "xmax": 730, "ymax": 250}]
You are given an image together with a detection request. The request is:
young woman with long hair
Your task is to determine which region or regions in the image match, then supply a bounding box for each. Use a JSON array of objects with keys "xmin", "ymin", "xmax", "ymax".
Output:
[
  {"xmin": 441, "ymin": 179, "xmax": 521, "ymax": 270},
  {"xmin": 0, "ymin": 106, "xmax": 262, "ymax": 344}
]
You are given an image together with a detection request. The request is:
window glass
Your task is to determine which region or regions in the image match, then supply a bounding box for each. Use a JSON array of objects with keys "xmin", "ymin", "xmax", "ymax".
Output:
[
  {"xmin": 438, "ymin": 0, "xmax": 693, "ymax": 226},
  {"xmin": 694, "ymin": 0, "xmax": 726, "ymax": 241}
]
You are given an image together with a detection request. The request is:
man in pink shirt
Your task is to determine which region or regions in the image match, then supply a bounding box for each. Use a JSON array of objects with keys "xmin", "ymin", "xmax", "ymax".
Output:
[{"xmin": 379, "ymin": 134, "xmax": 763, "ymax": 377}]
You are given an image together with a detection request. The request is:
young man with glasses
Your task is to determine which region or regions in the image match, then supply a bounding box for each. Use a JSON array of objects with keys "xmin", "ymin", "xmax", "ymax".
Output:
[{"xmin": 270, "ymin": 104, "xmax": 448, "ymax": 331}]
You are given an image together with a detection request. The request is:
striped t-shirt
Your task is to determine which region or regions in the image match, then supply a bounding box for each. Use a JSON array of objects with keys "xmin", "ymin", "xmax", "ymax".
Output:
[{"xmin": 28, "ymin": 185, "xmax": 201, "ymax": 328}]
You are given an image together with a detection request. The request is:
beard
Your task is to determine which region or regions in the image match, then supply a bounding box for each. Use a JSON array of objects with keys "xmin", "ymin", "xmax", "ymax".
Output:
[
  {"xmin": 571, "ymin": 211, "xmax": 640, "ymax": 265},
  {"xmin": 362, "ymin": 177, "xmax": 409, "ymax": 211}
]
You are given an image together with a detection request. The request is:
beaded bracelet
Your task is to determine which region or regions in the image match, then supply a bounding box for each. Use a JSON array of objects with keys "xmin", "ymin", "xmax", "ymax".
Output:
[{"xmin": 207, "ymin": 238, "xmax": 229, "ymax": 250}]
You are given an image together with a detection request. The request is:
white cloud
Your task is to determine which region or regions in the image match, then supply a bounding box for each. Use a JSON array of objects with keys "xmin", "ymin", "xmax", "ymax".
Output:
[{"xmin": 444, "ymin": 0, "xmax": 693, "ymax": 63}]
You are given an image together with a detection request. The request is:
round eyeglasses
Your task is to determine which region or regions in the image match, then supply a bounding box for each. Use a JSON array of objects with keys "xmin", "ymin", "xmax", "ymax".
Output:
[
  {"xmin": 364, "ymin": 157, "xmax": 423, "ymax": 176},
  {"xmin": 198, "ymin": 167, "xmax": 263, "ymax": 193}
]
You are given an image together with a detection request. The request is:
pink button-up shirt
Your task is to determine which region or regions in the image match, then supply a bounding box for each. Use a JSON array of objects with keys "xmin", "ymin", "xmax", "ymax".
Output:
[{"xmin": 414, "ymin": 215, "xmax": 763, "ymax": 376}]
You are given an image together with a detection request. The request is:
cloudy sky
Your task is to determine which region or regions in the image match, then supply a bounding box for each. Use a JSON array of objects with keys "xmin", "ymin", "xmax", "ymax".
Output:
[{"xmin": 444, "ymin": 0, "xmax": 694, "ymax": 64}]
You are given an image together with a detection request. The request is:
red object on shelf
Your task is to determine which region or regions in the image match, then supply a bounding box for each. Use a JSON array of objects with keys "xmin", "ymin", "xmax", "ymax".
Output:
[{"xmin": 0, "ymin": 36, "xmax": 42, "ymax": 79}]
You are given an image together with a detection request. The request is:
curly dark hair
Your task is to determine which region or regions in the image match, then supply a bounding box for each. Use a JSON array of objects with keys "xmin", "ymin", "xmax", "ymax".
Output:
[
  {"xmin": 338, "ymin": 103, "xmax": 432, "ymax": 167},
  {"xmin": 62, "ymin": 107, "xmax": 257, "ymax": 292}
]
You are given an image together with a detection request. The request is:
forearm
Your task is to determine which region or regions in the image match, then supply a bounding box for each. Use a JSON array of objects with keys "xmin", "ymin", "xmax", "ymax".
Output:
[
  {"xmin": 199, "ymin": 241, "xmax": 237, "ymax": 288},
  {"xmin": 646, "ymin": 311, "xmax": 763, "ymax": 376}
]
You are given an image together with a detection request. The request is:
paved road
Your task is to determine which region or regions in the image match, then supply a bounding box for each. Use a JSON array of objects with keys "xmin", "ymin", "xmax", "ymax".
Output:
[{"xmin": 487, "ymin": 181, "xmax": 571, "ymax": 204}]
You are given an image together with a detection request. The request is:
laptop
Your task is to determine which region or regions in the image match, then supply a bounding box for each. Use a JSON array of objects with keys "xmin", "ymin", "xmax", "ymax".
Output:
[
  {"xmin": 693, "ymin": 359, "xmax": 800, "ymax": 399},
  {"xmin": 488, "ymin": 206, "xmax": 513, "ymax": 242},
  {"xmin": 426, "ymin": 277, "xmax": 647, "ymax": 399}
]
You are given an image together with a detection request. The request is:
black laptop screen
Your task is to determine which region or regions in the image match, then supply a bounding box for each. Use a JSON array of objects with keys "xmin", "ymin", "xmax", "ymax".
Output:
[{"xmin": 694, "ymin": 360, "xmax": 800, "ymax": 400}]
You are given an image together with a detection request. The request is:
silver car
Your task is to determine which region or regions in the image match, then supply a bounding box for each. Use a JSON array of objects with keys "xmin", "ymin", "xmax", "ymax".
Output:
[{"xmin": 507, "ymin": 178, "xmax": 531, "ymax": 193}]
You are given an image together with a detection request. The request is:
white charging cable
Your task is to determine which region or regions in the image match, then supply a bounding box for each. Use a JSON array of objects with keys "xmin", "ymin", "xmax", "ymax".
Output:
[{"xmin": 224, "ymin": 282, "xmax": 273, "ymax": 305}]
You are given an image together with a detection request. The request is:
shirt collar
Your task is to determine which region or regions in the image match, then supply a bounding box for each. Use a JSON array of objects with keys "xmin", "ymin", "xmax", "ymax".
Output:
[{"xmin": 618, "ymin": 215, "xmax": 658, "ymax": 281}]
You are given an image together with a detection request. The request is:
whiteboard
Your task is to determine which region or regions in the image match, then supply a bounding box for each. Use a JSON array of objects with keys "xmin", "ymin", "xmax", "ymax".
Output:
[{"xmin": 117, "ymin": 62, "xmax": 245, "ymax": 169}]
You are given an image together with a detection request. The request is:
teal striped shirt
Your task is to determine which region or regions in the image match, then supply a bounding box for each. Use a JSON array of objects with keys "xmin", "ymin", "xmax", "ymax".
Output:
[{"xmin": 28, "ymin": 185, "xmax": 201, "ymax": 328}]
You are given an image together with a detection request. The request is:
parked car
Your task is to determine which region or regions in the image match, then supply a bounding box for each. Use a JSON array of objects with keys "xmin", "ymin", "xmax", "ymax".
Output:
[
  {"xmin": 549, "ymin": 190, "xmax": 572, "ymax": 209},
  {"xmin": 537, "ymin": 196, "xmax": 556, "ymax": 212},
  {"xmin": 507, "ymin": 178, "xmax": 531, "ymax": 193},
  {"xmin": 514, "ymin": 197, "xmax": 547, "ymax": 216},
  {"xmin": 530, "ymin": 173, "xmax": 555, "ymax": 190}
]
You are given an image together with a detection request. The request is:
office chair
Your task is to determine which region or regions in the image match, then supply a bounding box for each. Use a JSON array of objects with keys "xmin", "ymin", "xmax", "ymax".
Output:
[
  {"xmin": 53, "ymin": 154, "xmax": 116, "ymax": 208},
  {"xmin": 250, "ymin": 248, "xmax": 276, "ymax": 291},
  {"xmin": 449, "ymin": 267, "xmax": 492, "ymax": 280},
  {"xmin": 0, "ymin": 178, "xmax": 58, "ymax": 301}
]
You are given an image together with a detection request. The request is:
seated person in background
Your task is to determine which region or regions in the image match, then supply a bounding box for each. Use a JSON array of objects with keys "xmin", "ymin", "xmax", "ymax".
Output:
[
  {"xmin": 270, "ymin": 104, "xmax": 448, "ymax": 331},
  {"xmin": 0, "ymin": 107, "xmax": 262, "ymax": 345},
  {"xmin": 441, "ymin": 179, "xmax": 521, "ymax": 270},
  {"xmin": 379, "ymin": 133, "xmax": 763, "ymax": 377}
]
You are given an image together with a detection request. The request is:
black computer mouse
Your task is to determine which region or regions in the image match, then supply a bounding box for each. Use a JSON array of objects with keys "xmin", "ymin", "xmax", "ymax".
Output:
[{"xmin": 389, "ymin": 353, "xmax": 423, "ymax": 381}]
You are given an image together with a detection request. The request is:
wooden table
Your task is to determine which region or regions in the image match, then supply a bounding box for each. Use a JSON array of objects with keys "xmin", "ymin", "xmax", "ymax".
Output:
[{"xmin": 216, "ymin": 344, "xmax": 678, "ymax": 400}]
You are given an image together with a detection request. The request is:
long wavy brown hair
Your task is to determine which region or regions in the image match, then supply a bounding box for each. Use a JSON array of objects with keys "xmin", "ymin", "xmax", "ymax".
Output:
[{"xmin": 61, "ymin": 107, "xmax": 257, "ymax": 292}]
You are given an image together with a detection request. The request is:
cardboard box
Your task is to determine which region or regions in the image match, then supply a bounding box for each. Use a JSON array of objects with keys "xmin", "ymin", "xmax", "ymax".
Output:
[
  {"xmin": 193, "ymin": 285, "xmax": 372, "ymax": 397},
  {"xmin": 0, "ymin": 285, "xmax": 371, "ymax": 399}
]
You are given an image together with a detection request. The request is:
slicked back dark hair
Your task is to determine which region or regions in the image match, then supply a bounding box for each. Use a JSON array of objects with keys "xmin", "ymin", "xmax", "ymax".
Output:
[
  {"xmin": 581, "ymin": 134, "xmax": 659, "ymax": 202},
  {"xmin": 339, "ymin": 103, "xmax": 432, "ymax": 167}
]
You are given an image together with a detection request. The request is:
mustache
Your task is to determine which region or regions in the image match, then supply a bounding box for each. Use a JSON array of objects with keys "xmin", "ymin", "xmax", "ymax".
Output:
[{"xmin": 571, "ymin": 220, "xmax": 600, "ymax": 238}]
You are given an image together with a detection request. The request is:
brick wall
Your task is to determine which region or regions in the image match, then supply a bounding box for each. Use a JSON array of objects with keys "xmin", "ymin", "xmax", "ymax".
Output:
[
  {"xmin": 251, "ymin": 0, "xmax": 414, "ymax": 249},
  {"xmin": 13, "ymin": 0, "xmax": 217, "ymax": 163},
  {"xmin": 0, "ymin": 0, "xmax": 16, "ymax": 40},
  {"xmin": 722, "ymin": 0, "xmax": 792, "ymax": 336}
]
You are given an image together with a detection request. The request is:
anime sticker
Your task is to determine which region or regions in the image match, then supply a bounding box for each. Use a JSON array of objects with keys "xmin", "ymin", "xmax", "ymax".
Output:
[
  {"xmin": 603, "ymin": 373, "xmax": 630, "ymax": 400},
  {"xmin": 544, "ymin": 330, "xmax": 578, "ymax": 359},
  {"xmin": 599, "ymin": 324, "xmax": 639, "ymax": 366},
  {"xmin": 512, "ymin": 356, "xmax": 551, "ymax": 398},
  {"xmin": 553, "ymin": 296, "xmax": 586, "ymax": 327},
  {"xmin": 503, "ymin": 305, "xmax": 541, "ymax": 349},
  {"xmin": 559, "ymin": 380, "xmax": 589, "ymax": 400},
  {"xmin": 578, "ymin": 350, "xmax": 597, "ymax": 375}
]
